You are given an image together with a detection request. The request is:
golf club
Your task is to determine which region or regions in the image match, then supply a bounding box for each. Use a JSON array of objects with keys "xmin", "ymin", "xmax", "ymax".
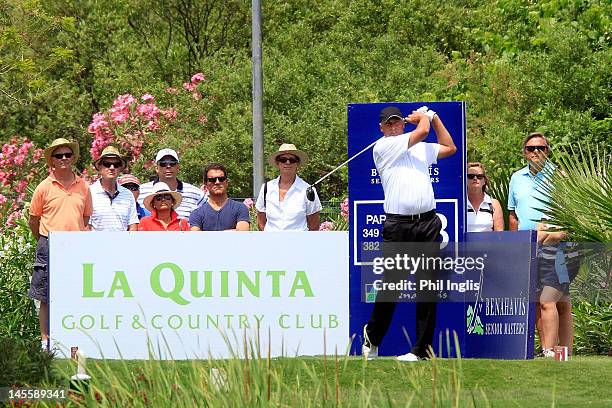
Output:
[{"xmin": 306, "ymin": 138, "xmax": 381, "ymax": 201}]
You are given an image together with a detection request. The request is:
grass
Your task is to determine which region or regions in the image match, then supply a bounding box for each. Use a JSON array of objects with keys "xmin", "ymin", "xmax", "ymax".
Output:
[{"xmin": 45, "ymin": 355, "xmax": 612, "ymax": 407}]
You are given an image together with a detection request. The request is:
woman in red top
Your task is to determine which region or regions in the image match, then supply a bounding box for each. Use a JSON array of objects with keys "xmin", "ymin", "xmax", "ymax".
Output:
[{"xmin": 139, "ymin": 182, "xmax": 190, "ymax": 231}]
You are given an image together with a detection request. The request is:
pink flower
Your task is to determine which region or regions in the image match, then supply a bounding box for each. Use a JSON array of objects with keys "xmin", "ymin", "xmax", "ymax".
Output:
[
  {"xmin": 0, "ymin": 194, "xmax": 7, "ymax": 205},
  {"xmin": 114, "ymin": 94, "xmax": 137, "ymax": 107},
  {"xmin": 192, "ymin": 91, "xmax": 202, "ymax": 100},
  {"xmin": 319, "ymin": 221, "xmax": 334, "ymax": 231},
  {"xmin": 191, "ymin": 72, "xmax": 205, "ymax": 84},
  {"xmin": 141, "ymin": 93, "xmax": 154, "ymax": 102},
  {"xmin": 183, "ymin": 82, "xmax": 196, "ymax": 92},
  {"xmin": 243, "ymin": 198, "xmax": 254, "ymax": 209},
  {"xmin": 162, "ymin": 109, "xmax": 178, "ymax": 121},
  {"xmin": 165, "ymin": 87, "xmax": 178, "ymax": 94},
  {"xmin": 340, "ymin": 197, "xmax": 349, "ymax": 219},
  {"xmin": 198, "ymin": 114, "xmax": 208, "ymax": 124},
  {"xmin": 6, "ymin": 210, "xmax": 22, "ymax": 228}
]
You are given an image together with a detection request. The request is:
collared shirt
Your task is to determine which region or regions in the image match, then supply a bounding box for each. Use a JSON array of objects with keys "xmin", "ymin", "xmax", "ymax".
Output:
[
  {"xmin": 29, "ymin": 173, "xmax": 93, "ymax": 236},
  {"xmin": 507, "ymin": 162, "xmax": 554, "ymax": 230},
  {"xmin": 138, "ymin": 209, "xmax": 190, "ymax": 231},
  {"xmin": 467, "ymin": 193, "xmax": 494, "ymax": 232},
  {"xmin": 136, "ymin": 202, "xmax": 150, "ymax": 219},
  {"xmin": 373, "ymin": 133, "xmax": 440, "ymax": 215},
  {"xmin": 255, "ymin": 175, "xmax": 322, "ymax": 231},
  {"xmin": 89, "ymin": 180, "xmax": 139, "ymax": 231},
  {"xmin": 139, "ymin": 178, "xmax": 207, "ymax": 220},
  {"xmin": 189, "ymin": 199, "xmax": 250, "ymax": 231}
]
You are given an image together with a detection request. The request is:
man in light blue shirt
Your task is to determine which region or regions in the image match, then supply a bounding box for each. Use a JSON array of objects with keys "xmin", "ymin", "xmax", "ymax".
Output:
[{"xmin": 508, "ymin": 132, "xmax": 554, "ymax": 231}]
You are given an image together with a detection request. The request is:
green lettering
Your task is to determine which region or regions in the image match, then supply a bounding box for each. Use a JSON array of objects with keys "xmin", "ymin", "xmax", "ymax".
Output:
[
  {"xmin": 108, "ymin": 271, "xmax": 133, "ymax": 298},
  {"xmin": 82, "ymin": 263, "xmax": 104, "ymax": 297},
  {"xmin": 237, "ymin": 271, "xmax": 260, "ymax": 297},
  {"xmin": 266, "ymin": 271, "xmax": 286, "ymax": 297},
  {"xmin": 289, "ymin": 271, "xmax": 314, "ymax": 297},
  {"xmin": 220, "ymin": 271, "xmax": 229, "ymax": 297},
  {"xmin": 190, "ymin": 271, "xmax": 212, "ymax": 297},
  {"xmin": 150, "ymin": 262, "xmax": 189, "ymax": 305}
]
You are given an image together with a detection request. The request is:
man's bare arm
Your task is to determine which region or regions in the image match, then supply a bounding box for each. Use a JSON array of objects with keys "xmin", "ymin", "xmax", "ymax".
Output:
[
  {"xmin": 28, "ymin": 214, "xmax": 41, "ymax": 241},
  {"xmin": 432, "ymin": 114, "xmax": 457, "ymax": 158}
]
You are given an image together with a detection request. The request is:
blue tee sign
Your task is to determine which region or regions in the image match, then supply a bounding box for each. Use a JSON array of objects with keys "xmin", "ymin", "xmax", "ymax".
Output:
[{"xmin": 347, "ymin": 102, "xmax": 536, "ymax": 359}]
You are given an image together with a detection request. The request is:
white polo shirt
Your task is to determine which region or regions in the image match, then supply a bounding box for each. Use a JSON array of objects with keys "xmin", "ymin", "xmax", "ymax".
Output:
[
  {"xmin": 139, "ymin": 178, "xmax": 206, "ymax": 220},
  {"xmin": 255, "ymin": 175, "xmax": 322, "ymax": 231},
  {"xmin": 373, "ymin": 133, "xmax": 439, "ymax": 215},
  {"xmin": 89, "ymin": 180, "xmax": 139, "ymax": 231},
  {"xmin": 467, "ymin": 193, "xmax": 494, "ymax": 232}
]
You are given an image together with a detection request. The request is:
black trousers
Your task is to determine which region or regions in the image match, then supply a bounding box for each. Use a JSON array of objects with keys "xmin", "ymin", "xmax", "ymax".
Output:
[{"xmin": 366, "ymin": 212, "xmax": 442, "ymax": 358}]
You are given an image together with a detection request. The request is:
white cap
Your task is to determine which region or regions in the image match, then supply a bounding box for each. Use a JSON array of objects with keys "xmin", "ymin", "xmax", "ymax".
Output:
[{"xmin": 155, "ymin": 148, "xmax": 179, "ymax": 163}]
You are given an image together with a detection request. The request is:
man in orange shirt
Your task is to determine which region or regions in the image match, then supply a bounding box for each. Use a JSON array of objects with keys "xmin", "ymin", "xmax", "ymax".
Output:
[{"xmin": 28, "ymin": 138, "xmax": 93, "ymax": 350}]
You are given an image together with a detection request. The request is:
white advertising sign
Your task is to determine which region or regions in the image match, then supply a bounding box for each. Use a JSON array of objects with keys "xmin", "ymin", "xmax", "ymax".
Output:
[{"xmin": 49, "ymin": 232, "xmax": 349, "ymax": 359}]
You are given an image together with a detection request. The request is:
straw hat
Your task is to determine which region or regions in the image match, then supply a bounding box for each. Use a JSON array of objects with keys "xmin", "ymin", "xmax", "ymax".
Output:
[
  {"xmin": 143, "ymin": 182, "xmax": 183, "ymax": 212},
  {"xmin": 44, "ymin": 138, "xmax": 79, "ymax": 167},
  {"xmin": 94, "ymin": 145, "xmax": 127, "ymax": 170},
  {"xmin": 268, "ymin": 143, "xmax": 308, "ymax": 167}
]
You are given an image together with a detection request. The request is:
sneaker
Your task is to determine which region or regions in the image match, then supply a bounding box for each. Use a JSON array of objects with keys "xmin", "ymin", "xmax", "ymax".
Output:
[
  {"xmin": 396, "ymin": 352, "xmax": 420, "ymax": 362},
  {"xmin": 542, "ymin": 348, "xmax": 555, "ymax": 358},
  {"xmin": 362, "ymin": 324, "xmax": 378, "ymax": 360}
]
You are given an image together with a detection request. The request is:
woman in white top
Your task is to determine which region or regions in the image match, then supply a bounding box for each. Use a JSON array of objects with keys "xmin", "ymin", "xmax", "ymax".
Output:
[
  {"xmin": 467, "ymin": 162, "xmax": 504, "ymax": 232},
  {"xmin": 255, "ymin": 144, "xmax": 322, "ymax": 231}
]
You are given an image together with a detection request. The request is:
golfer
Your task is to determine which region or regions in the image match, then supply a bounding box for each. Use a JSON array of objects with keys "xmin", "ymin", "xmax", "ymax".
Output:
[
  {"xmin": 362, "ymin": 105, "xmax": 456, "ymax": 361},
  {"xmin": 255, "ymin": 144, "xmax": 321, "ymax": 231}
]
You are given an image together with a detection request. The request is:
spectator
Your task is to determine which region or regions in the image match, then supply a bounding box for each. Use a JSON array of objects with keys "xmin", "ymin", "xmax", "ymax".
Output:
[
  {"xmin": 466, "ymin": 162, "xmax": 504, "ymax": 232},
  {"xmin": 139, "ymin": 182, "xmax": 189, "ymax": 231},
  {"xmin": 88, "ymin": 146, "xmax": 138, "ymax": 231},
  {"xmin": 255, "ymin": 144, "xmax": 321, "ymax": 231},
  {"xmin": 139, "ymin": 148, "xmax": 206, "ymax": 220},
  {"xmin": 508, "ymin": 132, "xmax": 573, "ymax": 357},
  {"xmin": 28, "ymin": 138, "xmax": 93, "ymax": 350},
  {"xmin": 190, "ymin": 163, "xmax": 250, "ymax": 231},
  {"xmin": 118, "ymin": 174, "xmax": 151, "ymax": 219}
]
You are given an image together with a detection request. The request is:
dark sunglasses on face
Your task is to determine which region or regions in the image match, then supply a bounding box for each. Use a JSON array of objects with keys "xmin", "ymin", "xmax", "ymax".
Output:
[
  {"xmin": 122, "ymin": 183, "xmax": 139, "ymax": 191},
  {"xmin": 277, "ymin": 156, "xmax": 299, "ymax": 164},
  {"xmin": 525, "ymin": 145, "xmax": 548, "ymax": 152},
  {"xmin": 206, "ymin": 176, "xmax": 227, "ymax": 183},
  {"xmin": 101, "ymin": 161, "xmax": 123, "ymax": 168},
  {"xmin": 52, "ymin": 152, "xmax": 73, "ymax": 159},
  {"xmin": 154, "ymin": 194, "xmax": 173, "ymax": 202},
  {"xmin": 158, "ymin": 160, "xmax": 178, "ymax": 168},
  {"xmin": 467, "ymin": 174, "xmax": 485, "ymax": 180}
]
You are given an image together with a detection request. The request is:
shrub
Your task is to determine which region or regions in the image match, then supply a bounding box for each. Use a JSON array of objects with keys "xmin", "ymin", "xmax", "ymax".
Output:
[{"xmin": 0, "ymin": 337, "xmax": 57, "ymax": 387}]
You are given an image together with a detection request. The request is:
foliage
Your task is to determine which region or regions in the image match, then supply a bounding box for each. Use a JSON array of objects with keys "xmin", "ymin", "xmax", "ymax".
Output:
[
  {"xmin": 0, "ymin": 137, "xmax": 44, "ymax": 229},
  {"xmin": 539, "ymin": 145, "xmax": 611, "ymax": 243},
  {"xmin": 572, "ymin": 300, "xmax": 612, "ymax": 356},
  {"xmin": 0, "ymin": 336, "xmax": 57, "ymax": 387},
  {"xmin": 0, "ymin": 214, "xmax": 38, "ymax": 341}
]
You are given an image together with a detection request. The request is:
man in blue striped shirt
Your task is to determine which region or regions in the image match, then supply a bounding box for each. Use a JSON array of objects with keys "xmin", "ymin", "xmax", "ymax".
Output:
[
  {"xmin": 138, "ymin": 148, "xmax": 207, "ymax": 220},
  {"xmin": 89, "ymin": 146, "xmax": 139, "ymax": 231}
]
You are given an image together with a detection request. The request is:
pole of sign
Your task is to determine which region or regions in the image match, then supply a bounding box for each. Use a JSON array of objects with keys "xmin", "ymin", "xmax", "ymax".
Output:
[{"xmin": 252, "ymin": 0, "xmax": 264, "ymax": 198}]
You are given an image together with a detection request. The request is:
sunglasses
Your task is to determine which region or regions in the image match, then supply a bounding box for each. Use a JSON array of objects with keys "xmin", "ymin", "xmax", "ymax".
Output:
[
  {"xmin": 158, "ymin": 160, "xmax": 178, "ymax": 168},
  {"xmin": 122, "ymin": 183, "xmax": 139, "ymax": 191},
  {"xmin": 101, "ymin": 161, "xmax": 123, "ymax": 168},
  {"xmin": 154, "ymin": 194, "xmax": 173, "ymax": 202},
  {"xmin": 52, "ymin": 152, "xmax": 73, "ymax": 159},
  {"xmin": 467, "ymin": 174, "xmax": 485, "ymax": 180},
  {"xmin": 277, "ymin": 156, "xmax": 299, "ymax": 164},
  {"xmin": 206, "ymin": 176, "xmax": 227, "ymax": 183},
  {"xmin": 524, "ymin": 145, "xmax": 548, "ymax": 152}
]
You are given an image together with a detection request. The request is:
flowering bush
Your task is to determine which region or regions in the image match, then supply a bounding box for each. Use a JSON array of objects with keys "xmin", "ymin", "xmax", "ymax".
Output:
[
  {"xmin": 319, "ymin": 197, "xmax": 349, "ymax": 231},
  {"xmin": 0, "ymin": 137, "xmax": 44, "ymax": 232},
  {"xmin": 87, "ymin": 72, "xmax": 212, "ymax": 178}
]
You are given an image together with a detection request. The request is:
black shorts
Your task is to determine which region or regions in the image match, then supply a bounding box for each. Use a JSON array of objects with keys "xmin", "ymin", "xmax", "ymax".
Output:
[
  {"xmin": 28, "ymin": 236, "xmax": 49, "ymax": 302},
  {"xmin": 537, "ymin": 251, "xmax": 580, "ymax": 296}
]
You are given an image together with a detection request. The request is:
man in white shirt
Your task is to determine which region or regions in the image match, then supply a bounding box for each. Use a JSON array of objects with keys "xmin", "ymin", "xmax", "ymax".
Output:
[
  {"xmin": 362, "ymin": 106, "xmax": 456, "ymax": 361},
  {"xmin": 89, "ymin": 146, "xmax": 139, "ymax": 231},
  {"xmin": 139, "ymin": 148, "xmax": 206, "ymax": 220}
]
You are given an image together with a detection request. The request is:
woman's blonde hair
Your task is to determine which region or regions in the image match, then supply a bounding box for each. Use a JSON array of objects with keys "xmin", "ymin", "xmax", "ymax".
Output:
[{"xmin": 467, "ymin": 162, "xmax": 488, "ymax": 193}]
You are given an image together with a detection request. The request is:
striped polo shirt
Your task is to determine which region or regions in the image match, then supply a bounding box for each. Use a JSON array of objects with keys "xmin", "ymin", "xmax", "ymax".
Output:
[
  {"xmin": 139, "ymin": 178, "xmax": 207, "ymax": 220},
  {"xmin": 89, "ymin": 180, "xmax": 139, "ymax": 231}
]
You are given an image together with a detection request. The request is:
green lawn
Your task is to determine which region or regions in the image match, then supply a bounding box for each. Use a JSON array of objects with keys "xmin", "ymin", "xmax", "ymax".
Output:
[{"xmin": 48, "ymin": 355, "xmax": 612, "ymax": 407}]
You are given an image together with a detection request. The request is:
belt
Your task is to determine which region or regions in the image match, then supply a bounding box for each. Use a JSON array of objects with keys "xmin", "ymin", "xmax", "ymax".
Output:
[{"xmin": 386, "ymin": 209, "xmax": 436, "ymax": 221}]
